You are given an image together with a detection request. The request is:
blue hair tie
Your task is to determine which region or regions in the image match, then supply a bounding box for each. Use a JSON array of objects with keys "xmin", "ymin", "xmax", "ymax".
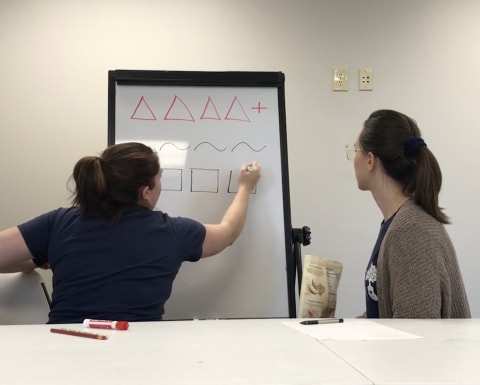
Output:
[{"xmin": 404, "ymin": 137, "xmax": 426, "ymax": 155}]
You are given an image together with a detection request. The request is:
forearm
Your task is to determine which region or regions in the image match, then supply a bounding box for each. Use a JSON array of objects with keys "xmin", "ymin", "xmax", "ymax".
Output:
[
  {"xmin": 0, "ymin": 259, "xmax": 37, "ymax": 273},
  {"xmin": 219, "ymin": 184, "xmax": 252, "ymax": 244},
  {"xmin": 202, "ymin": 162, "xmax": 260, "ymax": 258},
  {"xmin": 0, "ymin": 227, "xmax": 35, "ymax": 271}
]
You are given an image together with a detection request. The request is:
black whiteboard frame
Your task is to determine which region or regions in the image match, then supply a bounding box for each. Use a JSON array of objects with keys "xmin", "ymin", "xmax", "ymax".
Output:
[{"xmin": 108, "ymin": 70, "xmax": 296, "ymax": 317}]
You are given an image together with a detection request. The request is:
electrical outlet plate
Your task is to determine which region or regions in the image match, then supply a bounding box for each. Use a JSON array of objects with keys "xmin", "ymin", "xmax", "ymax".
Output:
[
  {"xmin": 359, "ymin": 68, "xmax": 373, "ymax": 91},
  {"xmin": 332, "ymin": 68, "xmax": 349, "ymax": 91}
]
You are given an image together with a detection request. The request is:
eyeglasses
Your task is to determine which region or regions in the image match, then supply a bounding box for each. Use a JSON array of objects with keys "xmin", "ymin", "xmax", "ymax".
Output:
[{"xmin": 345, "ymin": 144, "xmax": 361, "ymax": 160}]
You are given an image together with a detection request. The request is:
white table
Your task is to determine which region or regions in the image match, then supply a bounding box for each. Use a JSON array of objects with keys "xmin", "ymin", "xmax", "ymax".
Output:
[
  {"xmin": 323, "ymin": 319, "xmax": 480, "ymax": 385},
  {"xmin": 1, "ymin": 318, "xmax": 479, "ymax": 384},
  {"xmin": 1, "ymin": 319, "xmax": 371, "ymax": 385}
]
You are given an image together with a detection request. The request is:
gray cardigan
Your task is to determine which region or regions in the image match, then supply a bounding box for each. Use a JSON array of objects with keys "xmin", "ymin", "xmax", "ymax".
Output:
[{"xmin": 377, "ymin": 199, "xmax": 471, "ymax": 318}]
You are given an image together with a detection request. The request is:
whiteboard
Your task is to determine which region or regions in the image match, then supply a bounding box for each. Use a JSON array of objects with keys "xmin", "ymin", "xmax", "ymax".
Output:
[{"xmin": 108, "ymin": 70, "xmax": 294, "ymax": 319}]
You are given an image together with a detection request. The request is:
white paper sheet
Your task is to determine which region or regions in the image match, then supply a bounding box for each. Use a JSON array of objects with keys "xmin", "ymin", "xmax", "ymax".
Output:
[{"xmin": 284, "ymin": 319, "xmax": 423, "ymax": 340}]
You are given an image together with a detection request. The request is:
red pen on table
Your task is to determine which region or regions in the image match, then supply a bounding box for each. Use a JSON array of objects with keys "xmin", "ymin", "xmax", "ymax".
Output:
[
  {"xmin": 83, "ymin": 318, "xmax": 129, "ymax": 330},
  {"xmin": 50, "ymin": 328, "xmax": 108, "ymax": 340}
]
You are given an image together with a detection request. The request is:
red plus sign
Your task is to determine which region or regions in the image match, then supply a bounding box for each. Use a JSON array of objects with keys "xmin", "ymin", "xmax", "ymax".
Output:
[{"xmin": 251, "ymin": 101, "xmax": 267, "ymax": 113}]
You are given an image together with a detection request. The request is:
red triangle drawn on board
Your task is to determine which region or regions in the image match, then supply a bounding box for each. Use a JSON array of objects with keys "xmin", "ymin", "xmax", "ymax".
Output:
[
  {"xmin": 130, "ymin": 96, "xmax": 157, "ymax": 120},
  {"xmin": 200, "ymin": 96, "xmax": 221, "ymax": 120},
  {"xmin": 164, "ymin": 95, "xmax": 195, "ymax": 122},
  {"xmin": 224, "ymin": 96, "xmax": 251, "ymax": 122}
]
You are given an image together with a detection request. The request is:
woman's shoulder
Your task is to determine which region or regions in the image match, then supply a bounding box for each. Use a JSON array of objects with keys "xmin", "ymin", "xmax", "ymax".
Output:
[
  {"xmin": 48, "ymin": 207, "xmax": 81, "ymax": 221},
  {"xmin": 124, "ymin": 208, "xmax": 202, "ymax": 228},
  {"xmin": 395, "ymin": 199, "xmax": 439, "ymax": 225},
  {"xmin": 20, "ymin": 207, "xmax": 78, "ymax": 224},
  {"xmin": 388, "ymin": 199, "xmax": 450, "ymax": 244}
]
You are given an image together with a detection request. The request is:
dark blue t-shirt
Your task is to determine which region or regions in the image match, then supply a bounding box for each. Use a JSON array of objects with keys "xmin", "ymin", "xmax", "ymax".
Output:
[
  {"xmin": 18, "ymin": 207, "xmax": 206, "ymax": 324},
  {"xmin": 365, "ymin": 215, "xmax": 394, "ymax": 318}
]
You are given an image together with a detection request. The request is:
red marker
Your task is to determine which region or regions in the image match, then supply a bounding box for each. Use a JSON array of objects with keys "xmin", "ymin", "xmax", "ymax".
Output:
[
  {"xmin": 83, "ymin": 319, "xmax": 129, "ymax": 330},
  {"xmin": 50, "ymin": 328, "xmax": 107, "ymax": 340}
]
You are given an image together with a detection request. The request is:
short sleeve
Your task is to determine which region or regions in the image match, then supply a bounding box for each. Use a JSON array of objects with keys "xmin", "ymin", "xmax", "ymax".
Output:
[
  {"xmin": 17, "ymin": 210, "xmax": 56, "ymax": 267},
  {"xmin": 171, "ymin": 217, "xmax": 206, "ymax": 262}
]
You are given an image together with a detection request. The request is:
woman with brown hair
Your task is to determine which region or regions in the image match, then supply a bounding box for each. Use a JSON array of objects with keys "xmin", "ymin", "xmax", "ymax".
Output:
[
  {"xmin": 346, "ymin": 109, "xmax": 470, "ymax": 318},
  {"xmin": 0, "ymin": 142, "xmax": 261, "ymax": 323}
]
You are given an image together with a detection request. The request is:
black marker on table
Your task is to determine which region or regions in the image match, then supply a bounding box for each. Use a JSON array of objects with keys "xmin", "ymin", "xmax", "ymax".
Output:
[{"xmin": 300, "ymin": 318, "xmax": 344, "ymax": 325}]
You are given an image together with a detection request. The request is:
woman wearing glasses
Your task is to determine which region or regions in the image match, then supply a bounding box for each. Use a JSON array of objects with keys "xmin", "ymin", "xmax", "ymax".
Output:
[{"xmin": 346, "ymin": 109, "xmax": 470, "ymax": 318}]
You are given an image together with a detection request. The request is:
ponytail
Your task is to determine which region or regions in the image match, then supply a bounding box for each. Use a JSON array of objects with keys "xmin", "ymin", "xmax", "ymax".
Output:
[
  {"xmin": 71, "ymin": 156, "xmax": 108, "ymax": 217},
  {"xmin": 411, "ymin": 146, "xmax": 450, "ymax": 224}
]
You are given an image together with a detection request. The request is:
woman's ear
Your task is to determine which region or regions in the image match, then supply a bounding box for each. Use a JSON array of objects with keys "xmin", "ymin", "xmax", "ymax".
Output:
[
  {"xmin": 366, "ymin": 152, "xmax": 376, "ymax": 171},
  {"xmin": 138, "ymin": 185, "xmax": 151, "ymax": 207},
  {"xmin": 141, "ymin": 186, "xmax": 149, "ymax": 200}
]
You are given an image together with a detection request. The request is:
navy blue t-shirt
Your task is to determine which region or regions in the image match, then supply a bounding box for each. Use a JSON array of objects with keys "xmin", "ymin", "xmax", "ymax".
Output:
[
  {"xmin": 18, "ymin": 207, "xmax": 206, "ymax": 324},
  {"xmin": 365, "ymin": 215, "xmax": 394, "ymax": 318}
]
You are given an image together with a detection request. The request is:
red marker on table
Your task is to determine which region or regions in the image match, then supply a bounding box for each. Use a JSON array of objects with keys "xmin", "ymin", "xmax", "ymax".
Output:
[{"xmin": 83, "ymin": 319, "xmax": 129, "ymax": 330}]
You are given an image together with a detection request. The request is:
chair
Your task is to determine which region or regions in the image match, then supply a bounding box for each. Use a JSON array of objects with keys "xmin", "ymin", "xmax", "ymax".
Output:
[{"xmin": 0, "ymin": 271, "xmax": 51, "ymax": 325}]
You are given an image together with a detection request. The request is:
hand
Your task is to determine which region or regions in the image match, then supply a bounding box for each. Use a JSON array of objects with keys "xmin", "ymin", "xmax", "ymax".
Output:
[{"xmin": 239, "ymin": 161, "xmax": 261, "ymax": 191}]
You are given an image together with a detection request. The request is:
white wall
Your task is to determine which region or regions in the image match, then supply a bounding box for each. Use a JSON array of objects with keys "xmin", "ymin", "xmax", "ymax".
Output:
[{"xmin": 1, "ymin": 0, "xmax": 479, "ymax": 317}]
